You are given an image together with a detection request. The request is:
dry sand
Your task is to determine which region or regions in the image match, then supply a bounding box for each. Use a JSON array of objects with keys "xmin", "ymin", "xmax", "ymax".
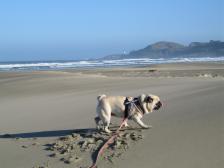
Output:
[{"xmin": 0, "ymin": 62, "xmax": 223, "ymax": 168}]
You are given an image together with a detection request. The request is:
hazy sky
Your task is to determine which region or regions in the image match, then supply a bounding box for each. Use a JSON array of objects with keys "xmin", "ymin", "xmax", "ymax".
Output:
[{"xmin": 0, "ymin": 0, "xmax": 223, "ymax": 61}]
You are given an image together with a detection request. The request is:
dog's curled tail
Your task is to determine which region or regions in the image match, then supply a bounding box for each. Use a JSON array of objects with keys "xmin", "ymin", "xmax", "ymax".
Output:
[{"xmin": 97, "ymin": 94, "xmax": 106, "ymax": 101}]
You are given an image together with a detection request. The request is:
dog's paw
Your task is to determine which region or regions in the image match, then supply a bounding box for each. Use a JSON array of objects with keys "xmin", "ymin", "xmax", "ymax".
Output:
[
  {"xmin": 96, "ymin": 125, "xmax": 101, "ymax": 131},
  {"xmin": 143, "ymin": 125, "xmax": 152, "ymax": 129},
  {"xmin": 104, "ymin": 128, "xmax": 112, "ymax": 133},
  {"xmin": 124, "ymin": 123, "xmax": 130, "ymax": 128}
]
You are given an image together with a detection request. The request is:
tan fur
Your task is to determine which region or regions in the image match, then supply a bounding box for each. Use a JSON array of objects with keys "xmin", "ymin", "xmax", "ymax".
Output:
[{"xmin": 95, "ymin": 94, "xmax": 162, "ymax": 133}]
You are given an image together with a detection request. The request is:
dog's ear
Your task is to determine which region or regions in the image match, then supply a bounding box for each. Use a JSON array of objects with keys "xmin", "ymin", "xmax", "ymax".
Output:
[
  {"xmin": 139, "ymin": 94, "xmax": 153, "ymax": 103},
  {"xmin": 146, "ymin": 96, "xmax": 153, "ymax": 103},
  {"xmin": 139, "ymin": 94, "xmax": 152, "ymax": 113},
  {"xmin": 139, "ymin": 94, "xmax": 146, "ymax": 103}
]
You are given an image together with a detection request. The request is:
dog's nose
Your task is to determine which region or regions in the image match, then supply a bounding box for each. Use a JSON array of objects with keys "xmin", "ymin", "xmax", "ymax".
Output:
[
  {"xmin": 154, "ymin": 101, "xmax": 162, "ymax": 110},
  {"xmin": 157, "ymin": 101, "xmax": 162, "ymax": 108},
  {"xmin": 159, "ymin": 101, "xmax": 162, "ymax": 107}
]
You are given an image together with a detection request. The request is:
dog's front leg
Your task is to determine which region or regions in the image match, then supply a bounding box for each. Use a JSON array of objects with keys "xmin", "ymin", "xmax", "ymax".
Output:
[
  {"xmin": 123, "ymin": 120, "xmax": 129, "ymax": 127},
  {"xmin": 132, "ymin": 115, "xmax": 151, "ymax": 129}
]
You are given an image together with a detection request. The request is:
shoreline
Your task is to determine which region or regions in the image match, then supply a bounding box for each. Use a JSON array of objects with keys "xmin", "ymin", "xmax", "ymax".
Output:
[
  {"xmin": 0, "ymin": 58, "xmax": 224, "ymax": 71},
  {"xmin": 1, "ymin": 61, "xmax": 224, "ymax": 76}
]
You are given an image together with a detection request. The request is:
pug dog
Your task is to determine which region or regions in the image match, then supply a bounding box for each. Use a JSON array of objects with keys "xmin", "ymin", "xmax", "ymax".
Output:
[{"xmin": 95, "ymin": 94, "xmax": 162, "ymax": 133}]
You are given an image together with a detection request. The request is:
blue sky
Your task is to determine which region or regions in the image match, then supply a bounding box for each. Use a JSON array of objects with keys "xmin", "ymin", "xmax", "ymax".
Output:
[{"xmin": 0, "ymin": 0, "xmax": 223, "ymax": 61}]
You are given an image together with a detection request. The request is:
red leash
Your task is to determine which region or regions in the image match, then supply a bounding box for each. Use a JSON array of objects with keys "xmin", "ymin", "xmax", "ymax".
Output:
[{"xmin": 89, "ymin": 118, "xmax": 128, "ymax": 168}]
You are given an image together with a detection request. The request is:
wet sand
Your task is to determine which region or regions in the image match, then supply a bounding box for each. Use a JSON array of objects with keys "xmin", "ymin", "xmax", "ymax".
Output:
[{"xmin": 0, "ymin": 62, "xmax": 223, "ymax": 168}]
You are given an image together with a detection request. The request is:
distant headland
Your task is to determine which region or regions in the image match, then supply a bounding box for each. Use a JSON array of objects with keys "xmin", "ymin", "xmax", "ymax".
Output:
[{"xmin": 101, "ymin": 40, "xmax": 224, "ymax": 60}]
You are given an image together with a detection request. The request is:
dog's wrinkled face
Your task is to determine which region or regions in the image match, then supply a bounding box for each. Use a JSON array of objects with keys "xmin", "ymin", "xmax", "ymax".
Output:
[
  {"xmin": 153, "ymin": 100, "xmax": 162, "ymax": 110},
  {"xmin": 141, "ymin": 94, "xmax": 162, "ymax": 113}
]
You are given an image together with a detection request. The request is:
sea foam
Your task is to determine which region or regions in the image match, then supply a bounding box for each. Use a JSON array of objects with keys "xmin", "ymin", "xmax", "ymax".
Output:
[{"xmin": 0, "ymin": 56, "xmax": 224, "ymax": 71}]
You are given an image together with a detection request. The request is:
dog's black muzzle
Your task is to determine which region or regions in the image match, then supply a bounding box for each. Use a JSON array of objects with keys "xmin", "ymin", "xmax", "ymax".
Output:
[{"xmin": 153, "ymin": 101, "xmax": 162, "ymax": 110}]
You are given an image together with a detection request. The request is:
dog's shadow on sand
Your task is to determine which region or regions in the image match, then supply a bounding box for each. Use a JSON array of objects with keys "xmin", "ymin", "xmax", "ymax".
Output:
[
  {"xmin": 0, "ymin": 128, "xmax": 99, "ymax": 138},
  {"xmin": 0, "ymin": 125, "xmax": 140, "ymax": 139}
]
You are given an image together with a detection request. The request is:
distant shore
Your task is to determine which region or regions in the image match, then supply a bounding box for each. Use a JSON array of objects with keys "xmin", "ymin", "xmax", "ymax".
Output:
[{"xmin": 0, "ymin": 62, "xmax": 223, "ymax": 168}]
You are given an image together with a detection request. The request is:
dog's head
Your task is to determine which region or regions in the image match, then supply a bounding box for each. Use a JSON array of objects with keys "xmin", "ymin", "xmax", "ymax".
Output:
[{"xmin": 139, "ymin": 94, "xmax": 162, "ymax": 114}]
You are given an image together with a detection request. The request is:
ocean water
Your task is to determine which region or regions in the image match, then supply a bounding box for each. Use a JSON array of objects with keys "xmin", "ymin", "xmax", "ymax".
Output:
[{"xmin": 0, "ymin": 56, "xmax": 224, "ymax": 71}]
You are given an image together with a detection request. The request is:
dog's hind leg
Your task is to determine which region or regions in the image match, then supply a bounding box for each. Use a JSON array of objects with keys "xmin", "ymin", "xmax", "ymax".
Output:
[
  {"xmin": 95, "ymin": 105, "xmax": 103, "ymax": 130},
  {"xmin": 99, "ymin": 110, "xmax": 111, "ymax": 133},
  {"xmin": 101, "ymin": 114, "xmax": 111, "ymax": 133},
  {"xmin": 95, "ymin": 106, "xmax": 111, "ymax": 132},
  {"xmin": 96, "ymin": 99, "xmax": 111, "ymax": 133},
  {"xmin": 103, "ymin": 121, "xmax": 111, "ymax": 133},
  {"xmin": 94, "ymin": 116, "xmax": 101, "ymax": 130}
]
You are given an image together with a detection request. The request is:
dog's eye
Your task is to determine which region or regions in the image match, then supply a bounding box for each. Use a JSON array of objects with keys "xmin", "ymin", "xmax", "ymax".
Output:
[{"xmin": 146, "ymin": 96, "xmax": 153, "ymax": 103}]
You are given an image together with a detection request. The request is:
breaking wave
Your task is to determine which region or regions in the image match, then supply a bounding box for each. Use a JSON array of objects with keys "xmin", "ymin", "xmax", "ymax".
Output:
[{"xmin": 0, "ymin": 56, "xmax": 224, "ymax": 71}]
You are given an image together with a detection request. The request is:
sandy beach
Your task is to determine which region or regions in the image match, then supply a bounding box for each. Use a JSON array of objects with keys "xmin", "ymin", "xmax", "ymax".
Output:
[{"xmin": 0, "ymin": 62, "xmax": 223, "ymax": 168}]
